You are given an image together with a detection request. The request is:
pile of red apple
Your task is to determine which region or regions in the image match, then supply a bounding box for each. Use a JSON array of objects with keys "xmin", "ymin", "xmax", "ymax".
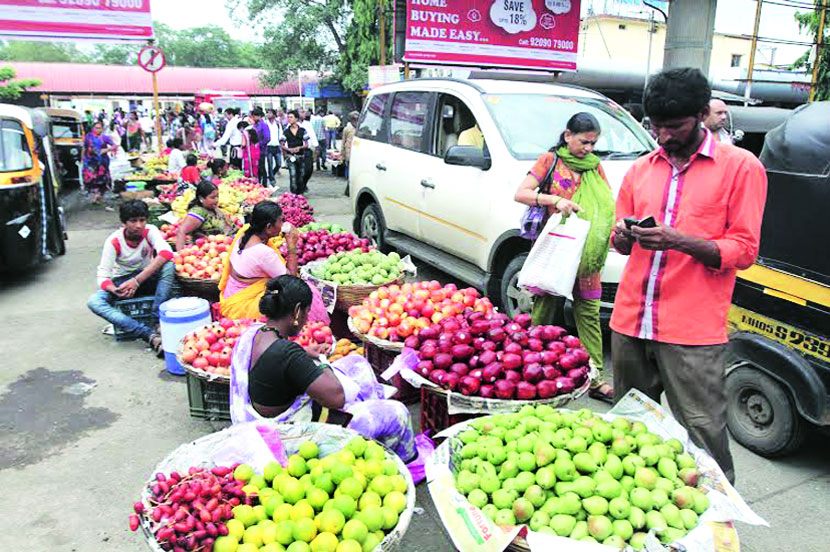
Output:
[
  {"xmin": 289, "ymin": 321, "xmax": 334, "ymax": 349},
  {"xmin": 348, "ymin": 282, "xmax": 495, "ymax": 342},
  {"xmin": 156, "ymin": 184, "xmax": 178, "ymax": 204},
  {"xmin": 173, "ymin": 234, "xmax": 233, "ymax": 281},
  {"xmin": 159, "ymin": 221, "xmax": 182, "ymax": 242},
  {"xmin": 406, "ymin": 311, "xmax": 591, "ymax": 400},
  {"xmin": 279, "ymin": 229, "xmax": 370, "ymax": 266},
  {"xmin": 279, "ymin": 193, "xmax": 315, "ymax": 227},
  {"xmin": 180, "ymin": 319, "xmax": 259, "ymax": 376}
]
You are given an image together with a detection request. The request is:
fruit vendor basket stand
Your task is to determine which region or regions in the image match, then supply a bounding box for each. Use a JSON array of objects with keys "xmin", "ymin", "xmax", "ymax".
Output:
[
  {"xmin": 300, "ymin": 260, "xmax": 406, "ymax": 313},
  {"xmin": 418, "ymin": 362, "xmax": 596, "ymax": 436},
  {"xmin": 347, "ymin": 317, "xmax": 420, "ymax": 404},
  {"xmin": 177, "ymin": 345, "xmax": 230, "ymax": 422},
  {"xmin": 137, "ymin": 421, "xmax": 416, "ymax": 552}
]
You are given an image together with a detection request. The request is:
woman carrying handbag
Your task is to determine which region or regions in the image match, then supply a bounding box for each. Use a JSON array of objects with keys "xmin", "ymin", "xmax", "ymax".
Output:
[{"xmin": 514, "ymin": 112, "xmax": 616, "ymax": 403}]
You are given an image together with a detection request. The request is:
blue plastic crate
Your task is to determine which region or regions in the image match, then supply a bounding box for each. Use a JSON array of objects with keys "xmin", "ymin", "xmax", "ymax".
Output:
[{"xmin": 113, "ymin": 297, "xmax": 157, "ymax": 342}]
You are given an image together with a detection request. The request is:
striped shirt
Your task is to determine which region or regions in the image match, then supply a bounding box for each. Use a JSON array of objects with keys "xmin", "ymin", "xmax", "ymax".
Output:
[{"xmin": 609, "ymin": 129, "xmax": 767, "ymax": 345}]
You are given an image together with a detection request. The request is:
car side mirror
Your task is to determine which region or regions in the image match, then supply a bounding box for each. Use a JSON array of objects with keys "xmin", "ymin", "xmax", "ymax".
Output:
[{"xmin": 444, "ymin": 145, "xmax": 491, "ymax": 170}]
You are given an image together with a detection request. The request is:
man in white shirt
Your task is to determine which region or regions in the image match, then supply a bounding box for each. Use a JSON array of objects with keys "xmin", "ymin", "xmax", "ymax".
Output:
[
  {"xmin": 139, "ymin": 112, "xmax": 154, "ymax": 151},
  {"xmin": 703, "ymin": 99, "xmax": 733, "ymax": 144},
  {"xmin": 87, "ymin": 200, "xmax": 175, "ymax": 352},
  {"xmin": 265, "ymin": 108, "xmax": 283, "ymax": 185},
  {"xmin": 300, "ymin": 111, "xmax": 318, "ymax": 189},
  {"xmin": 214, "ymin": 108, "xmax": 243, "ymax": 169}
]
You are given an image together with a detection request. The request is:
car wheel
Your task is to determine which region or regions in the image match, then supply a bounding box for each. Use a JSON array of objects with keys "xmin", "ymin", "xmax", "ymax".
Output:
[
  {"xmin": 499, "ymin": 253, "xmax": 534, "ymax": 318},
  {"xmin": 725, "ymin": 363, "xmax": 805, "ymax": 457},
  {"xmin": 360, "ymin": 202, "xmax": 387, "ymax": 253}
]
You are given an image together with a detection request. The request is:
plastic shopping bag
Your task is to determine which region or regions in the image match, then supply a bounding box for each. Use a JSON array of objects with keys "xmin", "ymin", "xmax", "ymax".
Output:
[{"xmin": 517, "ymin": 213, "xmax": 590, "ymax": 300}]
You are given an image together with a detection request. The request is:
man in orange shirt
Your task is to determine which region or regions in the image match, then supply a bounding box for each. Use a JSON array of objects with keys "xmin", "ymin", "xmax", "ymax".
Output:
[{"xmin": 610, "ymin": 68, "xmax": 767, "ymax": 484}]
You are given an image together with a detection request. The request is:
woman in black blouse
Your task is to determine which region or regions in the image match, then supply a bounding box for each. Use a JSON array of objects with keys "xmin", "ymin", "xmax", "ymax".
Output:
[{"xmin": 229, "ymin": 275, "xmax": 417, "ymax": 461}]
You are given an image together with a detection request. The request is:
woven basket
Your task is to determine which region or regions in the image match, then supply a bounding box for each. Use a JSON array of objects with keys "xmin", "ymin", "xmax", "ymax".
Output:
[
  {"xmin": 138, "ymin": 421, "xmax": 416, "ymax": 552},
  {"xmin": 176, "ymin": 341, "xmax": 230, "ymax": 384},
  {"xmin": 301, "ymin": 261, "xmax": 406, "ymax": 312},
  {"xmin": 347, "ymin": 316, "xmax": 405, "ymax": 351},
  {"xmin": 175, "ymin": 273, "xmax": 221, "ymax": 302}
]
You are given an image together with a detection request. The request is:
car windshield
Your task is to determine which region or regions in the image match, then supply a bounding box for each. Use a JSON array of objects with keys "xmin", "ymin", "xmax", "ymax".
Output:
[
  {"xmin": 483, "ymin": 94, "xmax": 654, "ymax": 160},
  {"xmin": 0, "ymin": 119, "xmax": 33, "ymax": 173},
  {"xmin": 52, "ymin": 121, "xmax": 82, "ymax": 139}
]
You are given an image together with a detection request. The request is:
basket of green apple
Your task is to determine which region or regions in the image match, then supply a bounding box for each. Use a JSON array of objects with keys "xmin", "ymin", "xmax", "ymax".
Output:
[
  {"xmin": 301, "ymin": 250, "xmax": 406, "ymax": 312},
  {"xmin": 426, "ymin": 393, "xmax": 765, "ymax": 552}
]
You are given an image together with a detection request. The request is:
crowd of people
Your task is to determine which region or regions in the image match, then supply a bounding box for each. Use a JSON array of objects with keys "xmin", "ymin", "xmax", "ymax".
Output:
[
  {"xmin": 84, "ymin": 67, "xmax": 764, "ymax": 483},
  {"xmin": 81, "ymin": 103, "xmax": 359, "ymax": 203}
]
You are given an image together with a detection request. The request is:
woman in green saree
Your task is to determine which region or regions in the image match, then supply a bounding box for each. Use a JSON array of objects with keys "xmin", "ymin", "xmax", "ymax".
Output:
[{"xmin": 514, "ymin": 112, "xmax": 616, "ymax": 403}]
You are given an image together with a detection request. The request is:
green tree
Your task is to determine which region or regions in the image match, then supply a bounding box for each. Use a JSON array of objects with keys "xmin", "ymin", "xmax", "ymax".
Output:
[
  {"xmin": 242, "ymin": 0, "xmax": 350, "ymax": 85},
  {"xmin": 0, "ymin": 66, "xmax": 41, "ymax": 99},
  {"xmin": 91, "ymin": 23, "xmax": 260, "ymax": 67},
  {"xmin": 0, "ymin": 41, "xmax": 89, "ymax": 63},
  {"xmin": 339, "ymin": 0, "xmax": 392, "ymax": 92},
  {"xmin": 792, "ymin": 3, "xmax": 829, "ymax": 101}
]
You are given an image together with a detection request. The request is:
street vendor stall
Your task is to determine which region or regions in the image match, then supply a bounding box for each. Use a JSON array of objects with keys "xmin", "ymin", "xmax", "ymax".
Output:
[{"xmin": 129, "ymin": 421, "xmax": 416, "ymax": 552}]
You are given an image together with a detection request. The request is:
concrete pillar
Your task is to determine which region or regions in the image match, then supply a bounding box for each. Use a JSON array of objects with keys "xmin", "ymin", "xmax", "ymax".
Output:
[{"xmin": 663, "ymin": 0, "xmax": 718, "ymax": 73}]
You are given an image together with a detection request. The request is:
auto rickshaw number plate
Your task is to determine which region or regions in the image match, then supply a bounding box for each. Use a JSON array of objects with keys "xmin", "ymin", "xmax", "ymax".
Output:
[{"xmin": 728, "ymin": 305, "xmax": 830, "ymax": 363}]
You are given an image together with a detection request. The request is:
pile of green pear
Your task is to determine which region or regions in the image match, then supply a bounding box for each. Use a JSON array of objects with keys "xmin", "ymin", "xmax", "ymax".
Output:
[{"xmin": 451, "ymin": 405, "xmax": 710, "ymax": 550}]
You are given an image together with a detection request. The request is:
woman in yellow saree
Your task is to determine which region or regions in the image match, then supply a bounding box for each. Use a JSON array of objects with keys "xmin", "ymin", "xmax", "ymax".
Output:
[{"xmin": 218, "ymin": 201, "xmax": 329, "ymax": 323}]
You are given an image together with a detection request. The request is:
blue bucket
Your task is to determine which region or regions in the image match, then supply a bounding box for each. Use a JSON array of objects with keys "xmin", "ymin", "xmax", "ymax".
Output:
[{"xmin": 159, "ymin": 297, "xmax": 212, "ymax": 376}]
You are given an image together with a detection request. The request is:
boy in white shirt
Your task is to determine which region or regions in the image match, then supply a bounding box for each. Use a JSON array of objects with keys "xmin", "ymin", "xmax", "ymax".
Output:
[
  {"xmin": 87, "ymin": 200, "xmax": 175, "ymax": 353},
  {"xmin": 167, "ymin": 137, "xmax": 186, "ymax": 175}
]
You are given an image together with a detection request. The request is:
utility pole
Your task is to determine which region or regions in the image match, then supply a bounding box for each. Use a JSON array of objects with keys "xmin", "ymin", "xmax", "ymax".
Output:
[
  {"xmin": 810, "ymin": 0, "xmax": 827, "ymax": 102},
  {"xmin": 744, "ymin": 0, "xmax": 763, "ymax": 106},
  {"xmin": 645, "ymin": 10, "xmax": 655, "ymax": 89},
  {"xmin": 379, "ymin": 0, "xmax": 386, "ymax": 66}
]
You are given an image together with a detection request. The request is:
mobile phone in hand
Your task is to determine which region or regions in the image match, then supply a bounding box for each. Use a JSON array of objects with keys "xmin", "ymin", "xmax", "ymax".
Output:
[{"xmin": 624, "ymin": 216, "xmax": 657, "ymax": 229}]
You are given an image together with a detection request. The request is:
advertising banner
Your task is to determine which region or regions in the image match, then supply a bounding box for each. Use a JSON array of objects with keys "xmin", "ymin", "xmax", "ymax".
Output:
[
  {"xmin": 403, "ymin": 0, "xmax": 580, "ymax": 71},
  {"xmin": 0, "ymin": 0, "xmax": 154, "ymax": 42}
]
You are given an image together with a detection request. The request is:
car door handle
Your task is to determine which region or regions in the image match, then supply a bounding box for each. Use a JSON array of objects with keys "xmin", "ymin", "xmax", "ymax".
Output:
[
  {"xmin": 420, "ymin": 179, "xmax": 435, "ymax": 189},
  {"xmin": 375, "ymin": 163, "xmax": 387, "ymax": 171}
]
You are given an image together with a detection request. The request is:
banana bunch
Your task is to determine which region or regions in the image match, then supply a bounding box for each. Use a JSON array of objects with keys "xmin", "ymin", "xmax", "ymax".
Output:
[
  {"xmin": 144, "ymin": 156, "xmax": 169, "ymax": 174},
  {"xmin": 171, "ymin": 189, "xmax": 195, "ymax": 218},
  {"xmin": 217, "ymin": 183, "xmax": 245, "ymax": 215}
]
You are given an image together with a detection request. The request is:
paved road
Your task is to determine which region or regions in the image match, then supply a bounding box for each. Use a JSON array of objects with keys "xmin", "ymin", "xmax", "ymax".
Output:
[{"xmin": 0, "ymin": 171, "xmax": 827, "ymax": 551}]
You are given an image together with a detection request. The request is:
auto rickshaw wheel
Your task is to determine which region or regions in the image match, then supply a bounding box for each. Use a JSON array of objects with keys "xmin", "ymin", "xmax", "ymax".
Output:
[{"xmin": 725, "ymin": 363, "xmax": 805, "ymax": 457}]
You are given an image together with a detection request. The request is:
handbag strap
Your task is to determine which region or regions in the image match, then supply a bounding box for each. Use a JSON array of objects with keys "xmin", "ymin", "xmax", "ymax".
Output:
[{"xmin": 539, "ymin": 150, "xmax": 559, "ymax": 195}]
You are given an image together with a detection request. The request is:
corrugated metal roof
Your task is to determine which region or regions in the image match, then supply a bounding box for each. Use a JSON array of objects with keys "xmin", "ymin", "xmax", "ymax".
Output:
[{"xmin": 4, "ymin": 62, "xmax": 302, "ymax": 96}]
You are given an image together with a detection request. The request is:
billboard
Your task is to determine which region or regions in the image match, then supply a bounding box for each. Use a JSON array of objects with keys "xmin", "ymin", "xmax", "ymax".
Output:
[
  {"xmin": 403, "ymin": 0, "xmax": 580, "ymax": 71},
  {"xmin": 0, "ymin": 0, "xmax": 154, "ymax": 42}
]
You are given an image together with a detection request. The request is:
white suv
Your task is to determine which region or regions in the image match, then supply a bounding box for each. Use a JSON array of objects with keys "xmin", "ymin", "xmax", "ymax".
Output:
[{"xmin": 349, "ymin": 78, "xmax": 655, "ymax": 317}]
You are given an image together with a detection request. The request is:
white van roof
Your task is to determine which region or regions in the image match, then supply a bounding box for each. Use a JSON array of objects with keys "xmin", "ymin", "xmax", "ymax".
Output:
[{"xmin": 368, "ymin": 77, "xmax": 605, "ymax": 100}]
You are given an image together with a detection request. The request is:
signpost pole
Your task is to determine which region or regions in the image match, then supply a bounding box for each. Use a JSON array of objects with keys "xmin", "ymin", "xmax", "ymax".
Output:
[
  {"xmin": 152, "ymin": 70, "xmax": 162, "ymax": 152},
  {"xmin": 744, "ymin": 0, "xmax": 763, "ymax": 106},
  {"xmin": 809, "ymin": 0, "xmax": 827, "ymax": 102},
  {"xmin": 379, "ymin": 0, "xmax": 386, "ymax": 66}
]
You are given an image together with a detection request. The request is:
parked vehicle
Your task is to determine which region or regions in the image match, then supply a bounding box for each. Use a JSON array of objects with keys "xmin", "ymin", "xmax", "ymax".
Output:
[
  {"xmin": 349, "ymin": 78, "xmax": 655, "ymax": 316},
  {"xmin": 0, "ymin": 105, "xmax": 66, "ymax": 271},
  {"xmin": 195, "ymin": 90, "xmax": 253, "ymax": 114},
  {"xmin": 725, "ymin": 102, "xmax": 830, "ymax": 457},
  {"xmin": 43, "ymin": 107, "xmax": 84, "ymax": 193}
]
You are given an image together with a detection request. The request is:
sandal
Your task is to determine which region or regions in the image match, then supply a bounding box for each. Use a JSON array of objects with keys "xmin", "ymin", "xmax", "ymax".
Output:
[
  {"xmin": 589, "ymin": 380, "xmax": 615, "ymax": 405},
  {"xmin": 149, "ymin": 334, "xmax": 165, "ymax": 359}
]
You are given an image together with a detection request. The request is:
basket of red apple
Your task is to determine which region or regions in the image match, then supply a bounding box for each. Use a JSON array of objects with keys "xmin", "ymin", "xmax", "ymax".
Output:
[
  {"xmin": 401, "ymin": 310, "xmax": 595, "ymax": 433},
  {"xmin": 178, "ymin": 318, "xmax": 261, "ymax": 382},
  {"xmin": 346, "ymin": 281, "xmax": 495, "ymax": 352}
]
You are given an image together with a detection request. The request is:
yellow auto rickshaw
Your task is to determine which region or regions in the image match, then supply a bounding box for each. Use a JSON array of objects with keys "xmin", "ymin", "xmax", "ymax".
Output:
[
  {"xmin": 43, "ymin": 107, "xmax": 84, "ymax": 192},
  {"xmin": 726, "ymin": 101, "xmax": 830, "ymax": 457},
  {"xmin": 0, "ymin": 104, "xmax": 66, "ymax": 271}
]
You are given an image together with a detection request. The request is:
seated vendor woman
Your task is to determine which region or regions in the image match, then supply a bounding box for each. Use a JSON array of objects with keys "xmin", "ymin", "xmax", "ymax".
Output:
[
  {"xmin": 207, "ymin": 158, "xmax": 229, "ymax": 185},
  {"xmin": 219, "ymin": 200, "xmax": 328, "ymax": 323},
  {"xmin": 230, "ymin": 275, "xmax": 416, "ymax": 462},
  {"xmin": 175, "ymin": 180, "xmax": 232, "ymax": 251}
]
